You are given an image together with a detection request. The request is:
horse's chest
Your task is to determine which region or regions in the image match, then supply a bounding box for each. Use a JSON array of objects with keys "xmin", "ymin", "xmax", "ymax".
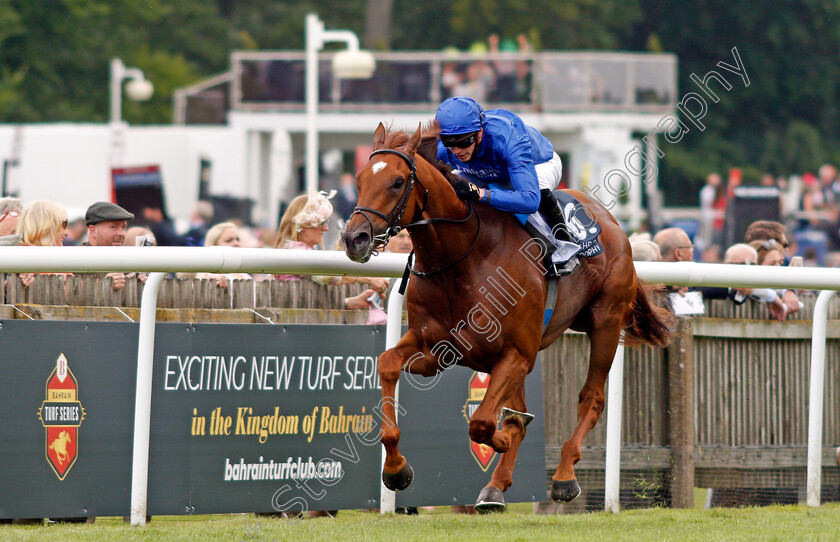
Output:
[{"xmin": 410, "ymin": 297, "xmax": 504, "ymax": 357}]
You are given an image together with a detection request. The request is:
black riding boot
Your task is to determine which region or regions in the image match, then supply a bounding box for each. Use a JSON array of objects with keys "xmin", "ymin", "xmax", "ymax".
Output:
[
  {"xmin": 538, "ymin": 189, "xmax": 578, "ymax": 276},
  {"xmin": 538, "ymin": 189, "xmax": 573, "ymax": 242}
]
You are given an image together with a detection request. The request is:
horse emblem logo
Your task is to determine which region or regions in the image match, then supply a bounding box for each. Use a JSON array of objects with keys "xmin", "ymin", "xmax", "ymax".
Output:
[
  {"xmin": 37, "ymin": 354, "xmax": 85, "ymax": 480},
  {"xmin": 462, "ymin": 371, "xmax": 497, "ymax": 471}
]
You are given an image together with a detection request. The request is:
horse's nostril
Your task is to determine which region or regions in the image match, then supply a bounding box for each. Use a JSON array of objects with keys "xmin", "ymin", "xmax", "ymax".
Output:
[{"xmin": 353, "ymin": 232, "xmax": 370, "ymax": 249}]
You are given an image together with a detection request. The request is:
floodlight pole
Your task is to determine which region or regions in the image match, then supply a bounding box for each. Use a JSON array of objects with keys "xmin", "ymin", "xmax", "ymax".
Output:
[
  {"xmin": 305, "ymin": 14, "xmax": 364, "ymax": 196},
  {"xmin": 109, "ymin": 58, "xmax": 153, "ymax": 166}
]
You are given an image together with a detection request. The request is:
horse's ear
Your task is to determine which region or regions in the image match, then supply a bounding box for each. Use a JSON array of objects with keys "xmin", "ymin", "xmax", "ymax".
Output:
[
  {"xmin": 406, "ymin": 123, "xmax": 422, "ymax": 156},
  {"xmin": 373, "ymin": 123, "xmax": 387, "ymax": 150}
]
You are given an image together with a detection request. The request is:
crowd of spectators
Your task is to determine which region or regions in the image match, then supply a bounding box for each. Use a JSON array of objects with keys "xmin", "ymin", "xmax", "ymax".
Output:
[
  {"xmin": 638, "ymin": 213, "xmax": 807, "ymax": 320},
  {"xmin": 698, "ymin": 164, "xmax": 840, "ymax": 268},
  {"xmin": 0, "ymin": 192, "xmax": 392, "ymax": 308}
]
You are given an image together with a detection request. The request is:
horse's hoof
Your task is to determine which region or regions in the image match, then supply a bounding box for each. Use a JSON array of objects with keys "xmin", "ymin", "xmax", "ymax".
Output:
[
  {"xmin": 474, "ymin": 486, "xmax": 506, "ymax": 513},
  {"xmin": 551, "ymin": 479, "xmax": 581, "ymax": 503},
  {"xmin": 382, "ymin": 462, "xmax": 414, "ymax": 491}
]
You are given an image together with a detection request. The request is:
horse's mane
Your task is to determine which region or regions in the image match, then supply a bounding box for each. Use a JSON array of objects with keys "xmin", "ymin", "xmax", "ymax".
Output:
[{"xmin": 381, "ymin": 123, "xmax": 460, "ymax": 186}]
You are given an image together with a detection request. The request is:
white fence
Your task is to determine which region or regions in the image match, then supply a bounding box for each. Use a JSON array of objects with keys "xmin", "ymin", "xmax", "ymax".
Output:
[{"xmin": 1, "ymin": 247, "xmax": 837, "ymax": 521}]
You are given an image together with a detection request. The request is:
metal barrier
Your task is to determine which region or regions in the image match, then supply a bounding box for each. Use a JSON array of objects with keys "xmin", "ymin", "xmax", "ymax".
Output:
[{"xmin": 1, "ymin": 248, "xmax": 837, "ymax": 520}]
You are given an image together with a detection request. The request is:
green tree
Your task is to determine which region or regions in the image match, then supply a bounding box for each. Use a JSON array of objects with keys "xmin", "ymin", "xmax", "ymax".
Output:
[{"xmin": 630, "ymin": 0, "xmax": 840, "ymax": 203}]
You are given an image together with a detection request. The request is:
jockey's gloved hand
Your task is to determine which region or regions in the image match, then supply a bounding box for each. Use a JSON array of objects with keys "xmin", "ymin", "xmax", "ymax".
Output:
[{"xmin": 452, "ymin": 179, "xmax": 481, "ymax": 202}]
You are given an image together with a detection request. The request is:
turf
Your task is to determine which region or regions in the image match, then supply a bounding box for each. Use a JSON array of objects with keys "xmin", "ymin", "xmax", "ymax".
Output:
[{"xmin": 2, "ymin": 502, "xmax": 839, "ymax": 541}]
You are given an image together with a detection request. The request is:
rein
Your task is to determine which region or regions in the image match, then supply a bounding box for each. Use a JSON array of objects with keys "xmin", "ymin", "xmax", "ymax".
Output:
[{"xmin": 351, "ymin": 148, "xmax": 481, "ymax": 282}]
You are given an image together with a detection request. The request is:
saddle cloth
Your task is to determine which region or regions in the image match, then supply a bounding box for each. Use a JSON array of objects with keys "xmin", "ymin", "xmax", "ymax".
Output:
[{"xmin": 513, "ymin": 190, "xmax": 604, "ymax": 265}]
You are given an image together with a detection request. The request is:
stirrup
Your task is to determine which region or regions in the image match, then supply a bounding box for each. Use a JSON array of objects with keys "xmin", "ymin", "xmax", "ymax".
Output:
[{"xmin": 548, "ymin": 256, "xmax": 579, "ymax": 277}]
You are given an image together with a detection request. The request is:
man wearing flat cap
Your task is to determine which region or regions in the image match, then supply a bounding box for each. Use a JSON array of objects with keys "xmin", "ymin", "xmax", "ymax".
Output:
[
  {"xmin": 83, "ymin": 201, "xmax": 143, "ymax": 289},
  {"xmin": 85, "ymin": 201, "xmax": 134, "ymax": 246}
]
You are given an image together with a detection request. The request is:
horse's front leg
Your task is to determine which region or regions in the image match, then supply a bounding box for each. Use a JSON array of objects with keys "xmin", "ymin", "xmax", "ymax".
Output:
[{"xmin": 378, "ymin": 328, "xmax": 437, "ymax": 492}]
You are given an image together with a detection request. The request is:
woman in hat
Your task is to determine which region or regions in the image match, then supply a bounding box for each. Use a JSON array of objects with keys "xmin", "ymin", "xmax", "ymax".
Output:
[{"xmin": 275, "ymin": 192, "xmax": 389, "ymax": 309}]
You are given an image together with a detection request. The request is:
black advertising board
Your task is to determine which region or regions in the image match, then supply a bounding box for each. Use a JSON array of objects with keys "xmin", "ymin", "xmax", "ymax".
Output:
[
  {"xmin": 148, "ymin": 323, "xmax": 384, "ymax": 515},
  {"xmin": 0, "ymin": 321, "xmax": 545, "ymax": 518},
  {"xmin": 724, "ymin": 186, "xmax": 781, "ymax": 247},
  {"xmin": 111, "ymin": 165, "xmax": 168, "ymax": 220},
  {"xmin": 0, "ymin": 321, "xmax": 138, "ymax": 518},
  {"xmin": 396, "ymin": 362, "xmax": 546, "ymax": 508}
]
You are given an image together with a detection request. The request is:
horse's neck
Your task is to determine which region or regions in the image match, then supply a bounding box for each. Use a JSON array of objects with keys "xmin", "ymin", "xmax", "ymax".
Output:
[{"xmin": 407, "ymin": 165, "xmax": 475, "ymax": 268}]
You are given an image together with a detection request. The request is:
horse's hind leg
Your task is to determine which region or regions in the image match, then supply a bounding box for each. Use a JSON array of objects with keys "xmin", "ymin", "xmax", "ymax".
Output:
[
  {"xmin": 470, "ymin": 351, "xmax": 531, "ymax": 512},
  {"xmin": 552, "ymin": 319, "xmax": 621, "ymax": 503},
  {"xmin": 475, "ymin": 387, "xmax": 530, "ymax": 512}
]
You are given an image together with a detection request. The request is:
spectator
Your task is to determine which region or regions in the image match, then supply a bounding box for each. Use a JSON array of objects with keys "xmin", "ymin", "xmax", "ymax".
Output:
[
  {"xmin": 697, "ymin": 243, "xmax": 787, "ymax": 321},
  {"xmin": 631, "ymin": 239, "xmax": 662, "ymax": 262},
  {"xmin": 62, "ymin": 217, "xmax": 87, "ymax": 246},
  {"xmin": 0, "ymin": 196, "xmax": 23, "ymax": 245},
  {"xmin": 700, "ymin": 245, "xmax": 722, "ymax": 263},
  {"xmin": 141, "ymin": 205, "xmax": 184, "ymax": 246},
  {"xmin": 628, "ymin": 232, "xmax": 661, "ymax": 262},
  {"xmin": 85, "ymin": 202, "xmax": 133, "ymax": 246},
  {"xmin": 193, "ymin": 222, "xmax": 253, "ymax": 289},
  {"xmin": 800, "ymin": 171, "xmax": 840, "ymax": 248},
  {"xmin": 440, "ymin": 61, "xmax": 463, "ymax": 99},
  {"xmin": 385, "ymin": 228, "xmax": 412, "ymax": 255},
  {"xmin": 123, "ymin": 226, "xmax": 156, "ymax": 247},
  {"xmin": 16, "ymin": 200, "xmax": 71, "ymax": 288},
  {"xmin": 749, "ymin": 239, "xmax": 786, "ymax": 267},
  {"xmin": 800, "ymin": 172, "xmax": 823, "ymax": 218},
  {"xmin": 183, "ymin": 200, "xmax": 214, "ymax": 246},
  {"xmin": 748, "ymin": 238, "xmax": 802, "ymax": 315},
  {"xmin": 744, "ymin": 219, "xmax": 801, "ymax": 314},
  {"xmin": 84, "ymin": 201, "xmax": 139, "ymax": 290},
  {"xmin": 818, "ymin": 163, "xmax": 839, "ymax": 206},
  {"xmin": 275, "ymin": 192, "xmax": 389, "ymax": 298},
  {"xmin": 726, "ymin": 168, "xmax": 742, "ymax": 199},
  {"xmin": 699, "ymin": 173, "xmax": 725, "ymax": 248},
  {"xmin": 744, "ymin": 220, "xmax": 790, "ymax": 251},
  {"xmin": 334, "ymin": 173, "xmax": 358, "ymax": 224},
  {"xmin": 653, "ymin": 227, "xmax": 694, "ymax": 263}
]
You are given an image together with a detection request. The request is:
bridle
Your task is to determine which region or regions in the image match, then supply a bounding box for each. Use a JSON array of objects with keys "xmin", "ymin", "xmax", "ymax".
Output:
[
  {"xmin": 351, "ymin": 149, "xmax": 428, "ymax": 253},
  {"xmin": 350, "ymin": 148, "xmax": 480, "ymax": 278}
]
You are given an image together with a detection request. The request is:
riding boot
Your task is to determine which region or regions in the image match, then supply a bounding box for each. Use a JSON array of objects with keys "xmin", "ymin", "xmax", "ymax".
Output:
[
  {"xmin": 538, "ymin": 189, "xmax": 572, "ymax": 242},
  {"xmin": 538, "ymin": 189, "xmax": 578, "ymax": 276}
]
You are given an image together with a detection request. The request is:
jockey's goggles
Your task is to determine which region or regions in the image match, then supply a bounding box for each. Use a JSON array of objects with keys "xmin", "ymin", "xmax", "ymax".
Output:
[{"xmin": 440, "ymin": 132, "xmax": 478, "ymax": 149}]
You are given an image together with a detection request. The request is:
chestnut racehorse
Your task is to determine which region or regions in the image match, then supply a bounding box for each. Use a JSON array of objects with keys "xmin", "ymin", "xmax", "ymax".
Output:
[{"xmin": 343, "ymin": 123, "xmax": 672, "ymax": 511}]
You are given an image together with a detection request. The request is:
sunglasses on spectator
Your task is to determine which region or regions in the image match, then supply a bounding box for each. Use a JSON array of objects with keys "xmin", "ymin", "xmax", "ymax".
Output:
[
  {"xmin": 760, "ymin": 238, "xmax": 789, "ymax": 249},
  {"xmin": 440, "ymin": 132, "xmax": 478, "ymax": 149},
  {"xmin": 0, "ymin": 210, "xmax": 20, "ymax": 223},
  {"xmin": 61, "ymin": 219, "xmax": 68, "ymax": 229}
]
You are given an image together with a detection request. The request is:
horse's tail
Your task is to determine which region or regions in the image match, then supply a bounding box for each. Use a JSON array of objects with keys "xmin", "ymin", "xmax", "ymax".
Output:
[{"xmin": 622, "ymin": 279, "xmax": 674, "ymax": 348}]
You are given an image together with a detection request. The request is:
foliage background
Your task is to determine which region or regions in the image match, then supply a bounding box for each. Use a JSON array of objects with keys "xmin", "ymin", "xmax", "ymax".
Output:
[{"xmin": 0, "ymin": 0, "xmax": 837, "ymax": 204}]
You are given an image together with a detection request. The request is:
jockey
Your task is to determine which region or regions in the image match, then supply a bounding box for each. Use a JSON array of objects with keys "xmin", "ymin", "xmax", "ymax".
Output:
[{"xmin": 435, "ymin": 96, "xmax": 575, "ymax": 273}]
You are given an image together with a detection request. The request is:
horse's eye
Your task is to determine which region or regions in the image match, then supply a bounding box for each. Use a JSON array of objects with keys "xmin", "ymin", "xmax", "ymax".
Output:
[{"xmin": 392, "ymin": 178, "xmax": 405, "ymax": 189}]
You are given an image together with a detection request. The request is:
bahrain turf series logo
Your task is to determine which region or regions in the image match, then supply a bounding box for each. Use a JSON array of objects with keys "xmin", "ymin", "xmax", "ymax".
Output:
[
  {"xmin": 37, "ymin": 354, "xmax": 86, "ymax": 480},
  {"xmin": 462, "ymin": 371, "xmax": 497, "ymax": 471}
]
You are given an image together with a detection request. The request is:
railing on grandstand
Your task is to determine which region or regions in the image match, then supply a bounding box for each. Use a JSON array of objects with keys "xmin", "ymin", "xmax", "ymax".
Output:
[{"xmin": 175, "ymin": 50, "xmax": 677, "ymax": 124}]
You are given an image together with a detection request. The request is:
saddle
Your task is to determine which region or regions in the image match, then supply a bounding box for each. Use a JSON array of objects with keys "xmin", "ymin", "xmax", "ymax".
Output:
[{"xmin": 517, "ymin": 191, "xmax": 604, "ymax": 278}]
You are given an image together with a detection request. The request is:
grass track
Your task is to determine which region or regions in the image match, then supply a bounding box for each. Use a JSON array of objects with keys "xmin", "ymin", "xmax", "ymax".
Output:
[{"xmin": 2, "ymin": 502, "xmax": 839, "ymax": 541}]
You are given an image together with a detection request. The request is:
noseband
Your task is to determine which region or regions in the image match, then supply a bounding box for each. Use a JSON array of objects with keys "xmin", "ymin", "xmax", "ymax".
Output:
[{"xmin": 351, "ymin": 149, "xmax": 429, "ymax": 253}]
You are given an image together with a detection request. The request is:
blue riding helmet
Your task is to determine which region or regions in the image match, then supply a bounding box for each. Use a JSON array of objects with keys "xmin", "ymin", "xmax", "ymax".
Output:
[{"xmin": 436, "ymin": 97, "xmax": 484, "ymax": 136}]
